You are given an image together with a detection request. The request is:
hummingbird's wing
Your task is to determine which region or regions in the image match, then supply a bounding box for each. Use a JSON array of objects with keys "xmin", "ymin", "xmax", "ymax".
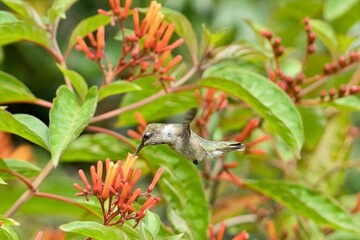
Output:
[{"xmin": 181, "ymin": 108, "xmax": 197, "ymax": 146}]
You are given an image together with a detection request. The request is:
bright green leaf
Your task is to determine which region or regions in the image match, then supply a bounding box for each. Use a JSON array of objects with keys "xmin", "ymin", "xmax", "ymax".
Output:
[
  {"xmin": 141, "ymin": 146, "xmax": 209, "ymax": 240},
  {"xmin": 141, "ymin": 211, "xmax": 160, "ymax": 239},
  {"xmin": 0, "ymin": 227, "xmax": 19, "ymax": 240},
  {"xmin": 0, "ymin": 21, "xmax": 50, "ymax": 47},
  {"xmin": 0, "ymin": 11, "xmax": 18, "ymax": 24},
  {"xmin": 280, "ymin": 58, "xmax": 302, "ymax": 78},
  {"xmin": 201, "ymin": 65, "xmax": 304, "ymax": 157},
  {"xmin": 162, "ymin": 234, "xmax": 185, "ymax": 240},
  {"xmin": 98, "ymin": 81, "xmax": 141, "ymax": 102},
  {"xmin": 323, "ymin": 0, "xmax": 359, "ymax": 21},
  {"xmin": 48, "ymin": 0, "xmax": 78, "ymax": 23},
  {"xmin": 0, "ymin": 109, "xmax": 49, "ymax": 150},
  {"xmin": 0, "ymin": 177, "xmax": 6, "ymax": 185},
  {"xmin": 0, "ymin": 0, "xmax": 42, "ymax": 25},
  {"xmin": 0, "ymin": 216, "xmax": 20, "ymax": 226},
  {"xmin": 49, "ymin": 86, "xmax": 98, "ymax": 166},
  {"xmin": 118, "ymin": 77, "xmax": 197, "ymax": 126},
  {"xmin": 62, "ymin": 134, "xmax": 133, "ymax": 162},
  {"xmin": 162, "ymin": 7, "xmax": 198, "ymax": 58},
  {"xmin": 310, "ymin": 19, "xmax": 338, "ymax": 58},
  {"xmin": 327, "ymin": 95, "xmax": 360, "ymax": 111},
  {"xmin": 245, "ymin": 179, "xmax": 357, "ymax": 233},
  {"xmin": 0, "ymin": 71, "xmax": 36, "ymax": 104},
  {"xmin": 68, "ymin": 14, "xmax": 112, "ymax": 48},
  {"xmin": 60, "ymin": 221, "xmax": 137, "ymax": 240},
  {"xmin": 57, "ymin": 64, "xmax": 88, "ymax": 101}
]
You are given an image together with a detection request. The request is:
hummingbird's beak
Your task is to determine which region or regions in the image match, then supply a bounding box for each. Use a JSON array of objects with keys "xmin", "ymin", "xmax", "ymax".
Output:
[{"xmin": 134, "ymin": 142, "xmax": 144, "ymax": 156}]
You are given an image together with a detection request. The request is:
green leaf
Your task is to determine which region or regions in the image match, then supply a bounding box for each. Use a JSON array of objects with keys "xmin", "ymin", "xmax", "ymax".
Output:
[
  {"xmin": 49, "ymin": 86, "xmax": 98, "ymax": 166},
  {"xmin": 0, "ymin": 110, "xmax": 49, "ymax": 150},
  {"xmin": 57, "ymin": 64, "xmax": 88, "ymax": 101},
  {"xmin": 0, "ymin": 0, "xmax": 42, "ymax": 25},
  {"xmin": 280, "ymin": 58, "xmax": 302, "ymax": 78},
  {"xmin": 98, "ymin": 81, "xmax": 141, "ymax": 102},
  {"xmin": 162, "ymin": 7, "xmax": 198, "ymax": 58},
  {"xmin": 62, "ymin": 134, "xmax": 133, "ymax": 162},
  {"xmin": 48, "ymin": 0, "xmax": 78, "ymax": 23},
  {"xmin": 323, "ymin": 0, "xmax": 359, "ymax": 21},
  {"xmin": 60, "ymin": 221, "xmax": 138, "ymax": 240},
  {"xmin": 245, "ymin": 179, "xmax": 357, "ymax": 233},
  {"xmin": 309, "ymin": 19, "xmax": 338, "ymax": 58},
  {"xmin": 0, "ymin": 159, "xmax": 41, "ymax": 179},
  {"xmin": 201, "ymin": 65, "xmax": 304, "ymax": 157},
  {"xmin": 117, "ymin": 77, "xmax": 197, "ymax": 126},
  {"xmin": 305, "ymin": 112, "xmax": 351, "ymax": 195},
  {"xmin": 162, "ymin": 234, "xmax": 185, "ymax": 240},
  {"xmin": 327, "ymin": 95, "xmax": 360, "ymax": 111},
  {"xmin": 0, "ymin": 216, "xmax": 20, "ymax": 226},
  {"xmin": 0, "ymin": 21, "xmax": 50, "ymax": 47},
  {"xmin": 141, "ymin": 211, "xmax": 160, "ymax": 239},
  {"xmin": 0, "ymin": 11, "xmax": 18, "ymax": 24},
  {"xmin": 0, "ymin": 177, "xmax": 6, "ymax": 185},
  {"xmin": 0, "ymin": 71, "xmax": 36, "ymax": 104},
  {"xmin": 68, "ymin": 14, "xmax": 112, "ymax": 48},
  {"xmin": 141, "ymin": 146, "xmax": 209, "ymax": 240}
]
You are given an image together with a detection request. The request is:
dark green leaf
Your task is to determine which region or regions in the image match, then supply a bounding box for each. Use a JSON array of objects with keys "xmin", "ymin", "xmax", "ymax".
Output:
[
  {"xmin": 57, "ymin": 64, "xmax": 88, "ymax": 101},
  {"xmin": 98, "ymin": 81, "xmax": 141, "ymax": 102},
  {"xmin": 0, "ymin": 11, "xmax": 18, "ymax": 24},
  {"xmin": 62, "ymin": 134, "xmax": 133, "ymax": 162},
  {"xmin": 141, "ymin": 146, "xmax": 209, "ymax": 240},
  {"xmin": 49, "ymin": 86, "xmax": 98, "ymax": 166},
  {"xmin": 68, "ymin": 14, "xmax": 112, "ymax": 48},
  {"xmin": 0, "ymin": 0, "xmax": 42, "ymax": 25},
  {"xmin": 310, "ymin": 19, "xmax": 338, "ymax": 58},
  {"xmin": 60, "ymin": 221, "xmax": 138, "ymax": 240},
  {"xmin": 323, "ymin": 0, "xmax": 359, "ymax": 21},
  {"xmin": 0, "ymin": 21, "xmax": 50, "ymax": 47},
  {"xmin": 48, "ymin": 0, "xmax": 78, "ymax": 23},
  {"xmin": 0, "ymin": 110, "xmax": 49, "ymax": 150},
  {"xmin": 245, "ymin": 179, "xmax": 357, "ymax": 233},
  {"xmin": 0, "ymin": 158, "xmax": 41, "ymax": 179},
  {"xmin": 117, "ymin": 77, "xmax": 197, "ymax": 126},
  {"xmin": 0, "ymin": 71, "xmax": 36, "ymax": 104},
  {"xmin": 162, "ymin": 7, "xmax": 198, "ymax": 58},
  {"xmin": 201, "ymin": 65, "xmax": 304, "ymax": 157}
]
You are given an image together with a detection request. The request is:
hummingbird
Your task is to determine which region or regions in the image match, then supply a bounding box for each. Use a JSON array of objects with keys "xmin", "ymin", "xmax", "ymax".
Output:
[{"xmin": 134, "ymin": 108, "xmax": 245, "ymax": 164}]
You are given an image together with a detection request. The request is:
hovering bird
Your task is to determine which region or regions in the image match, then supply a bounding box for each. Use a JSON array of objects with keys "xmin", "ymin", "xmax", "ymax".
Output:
[{"xmin": 134, "ymin": 108, "xmax": 245, "ymax": 164}]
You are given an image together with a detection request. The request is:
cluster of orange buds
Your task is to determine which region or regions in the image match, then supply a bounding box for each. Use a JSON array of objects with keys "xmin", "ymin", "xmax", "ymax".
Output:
[
  {"xmin": 194, "ymin": 88, "xmax": 228, "ymax": 136},
  {"xmin": 76, "ymin": 26, "xmax": 105, "ymax": 61},
  {"xmin": 95, "ymin": 0, "xmax": 184, "ymax": 88},
  {"xmin": 74, "ymin": 153, "xmax": 163, "ymax": 227},
  {"xmin": 304, "ymin": 17, "xmax": 316, "ymax": 54},
  {"xmin": 319, "ymin": 85, "xmax": 360, "ymax": 101},
  {"xmin": 261, "ymin": 30, "xmax": 285, "ymax": 58},
  {"xmin": 235, "ymin": 118, "xmax": 268, "ymax": 155},
  {"xmin": 127, "ymin": 112, "xmax": 147, "ymax": 140},
  {"xmin": 208, "ymin": 223, "xmax": 249, "ymax": 240},
  {"xmin": 323, "ymin": 51, "xmax": 360, "ymax": 75}
]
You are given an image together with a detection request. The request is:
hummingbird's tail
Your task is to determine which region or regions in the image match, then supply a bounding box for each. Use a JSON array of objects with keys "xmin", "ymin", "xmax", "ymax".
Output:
[{"xmin": 220, "ymin": 142, "xmax": 246, "ymax": 152}]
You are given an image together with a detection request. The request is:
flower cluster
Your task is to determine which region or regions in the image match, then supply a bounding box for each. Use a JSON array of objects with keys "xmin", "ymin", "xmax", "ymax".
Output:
[
  {"xmin": 74, "ymin": 153, "xmax": 163, "ymax": 227},
  {"xmin": 77, "ymin": 0, "xmax": 184, "ymax": 89}
]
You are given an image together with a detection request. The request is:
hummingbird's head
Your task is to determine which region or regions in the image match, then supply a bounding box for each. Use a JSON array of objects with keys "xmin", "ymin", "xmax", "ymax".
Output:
[{"xmin": 134, "ymin": 123, "xmax": 168, "ymax": 155}]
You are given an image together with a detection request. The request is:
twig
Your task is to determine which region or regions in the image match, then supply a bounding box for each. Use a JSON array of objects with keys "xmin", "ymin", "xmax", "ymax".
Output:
[
  {"xmin": 91, "ymin": 65, "xmax": 198, "ymax": 123},
  {"xmin": 213, "ymin": 214, "xmax": 258, "ymax": 233},
  {"xmin": 5, "ymin": 160, "xmax": 54, "ymax": 217}
]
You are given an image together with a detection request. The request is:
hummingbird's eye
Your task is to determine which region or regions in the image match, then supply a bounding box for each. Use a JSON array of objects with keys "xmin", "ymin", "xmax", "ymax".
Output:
[{"xmin": 143, "ymin": 132, "xmax": 151, "ymax": 141}]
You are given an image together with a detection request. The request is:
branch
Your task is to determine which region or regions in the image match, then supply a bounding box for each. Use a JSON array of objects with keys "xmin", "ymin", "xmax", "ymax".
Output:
[{"xmin": 91, "ymin": 65, "xmax": 198, "ymax": 123}]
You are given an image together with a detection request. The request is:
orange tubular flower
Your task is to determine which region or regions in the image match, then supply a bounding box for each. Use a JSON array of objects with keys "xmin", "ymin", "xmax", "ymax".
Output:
[{"xmin": 74, "ymin": 153, "xmax": 163, "ymax": 227}]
